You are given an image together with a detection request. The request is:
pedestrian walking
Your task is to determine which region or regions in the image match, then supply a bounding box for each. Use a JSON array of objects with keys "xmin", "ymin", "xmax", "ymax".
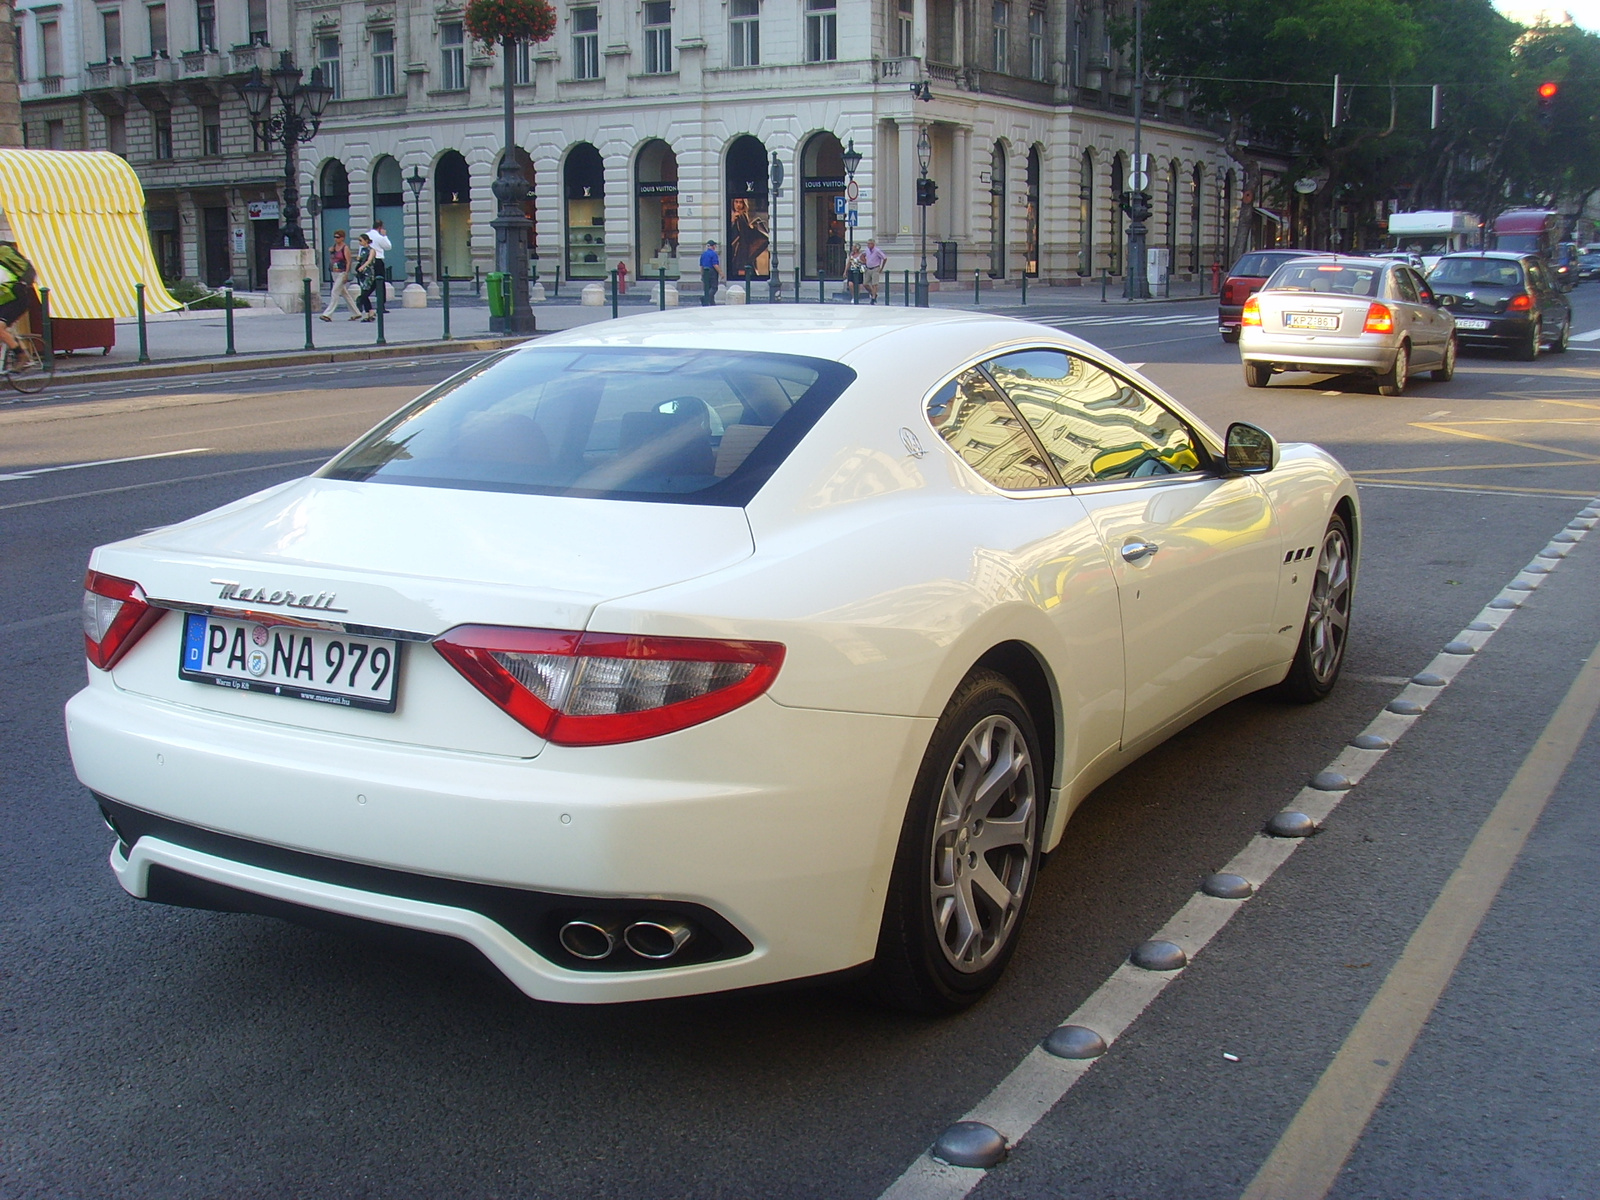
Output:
[
  {"xmin": 319, "ymin": 229, "xmax": 356, "ymax": 320},
  {"xmin": 366, "ymin": 219, "xmax": 392, "ymax": 294},
  {"xmin": 862, "ymin": 238, "xmax": 888, "ymax": 304},
  {"xmin": 846, "ymin": 243, "xmax": 865, "ymax": 303},
  {"xmin": 352, "ymin": 233, "xmax": 378, "ymax": 321},
  {"xmin": 699, "ymin": 239, "xmax": 722, "ymax": 307}
]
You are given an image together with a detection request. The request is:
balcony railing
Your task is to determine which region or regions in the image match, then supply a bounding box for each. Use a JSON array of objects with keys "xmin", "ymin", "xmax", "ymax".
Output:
[
  {"xmin": 41, "ymin": 74, "xmax": 62, "ymax": 93},
  {"xmin": 131, "ymin": 53, "xmax": 176, "ymax": 83},
  {"xmin": 230, "ymin": 44, "xmax": 273, "ymax": 74}
]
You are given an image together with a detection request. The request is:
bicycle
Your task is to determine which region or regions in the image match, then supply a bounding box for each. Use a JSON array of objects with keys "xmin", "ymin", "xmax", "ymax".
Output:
[{"xmin": 0, "ymin": 332, "xmax": 48, "ymax": 394}]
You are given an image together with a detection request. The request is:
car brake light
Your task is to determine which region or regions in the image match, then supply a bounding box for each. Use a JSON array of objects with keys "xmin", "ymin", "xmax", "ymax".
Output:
[
  {"xmin": 1363, "ymin": 303, "xmax": 1395, "ymax": 334},
  {"xmin": 433, "ymin": 626, "xmax": 786, "ymax": 746},
  {"xmin": 1241, "ymin": 296, "xmax": 1262, "ymax": 327},
  {"xmin": 82, "ymin": 570, "xmax": 164, "ymax": 670},
  {"xmin": 1508, "ymin": 293, "xmax": 1533, "ymax": 311}
]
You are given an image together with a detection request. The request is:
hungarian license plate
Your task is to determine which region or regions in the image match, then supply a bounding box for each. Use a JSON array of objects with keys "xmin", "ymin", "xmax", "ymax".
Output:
[
  {"xmin": 1454, "ymin": 318, "xmax": 1489, "ymax": 330},
  {"xmin": 180, "ymin": 613, "xmax": 400, "ymax": 712},
  {"xmin": 1284, "ymin": 312, "xmax": 1339, "ymax": 331}
]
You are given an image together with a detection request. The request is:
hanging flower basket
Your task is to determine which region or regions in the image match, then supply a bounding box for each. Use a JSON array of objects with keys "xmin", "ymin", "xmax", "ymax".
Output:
[{"xmin": 463, "ymin": 0, "xmax": 557, "ymax": 46}]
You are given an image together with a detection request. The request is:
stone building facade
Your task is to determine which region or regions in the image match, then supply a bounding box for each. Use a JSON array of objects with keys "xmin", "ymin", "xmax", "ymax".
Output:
[{"xmin": 300, "ymin": 0, "xmax": 1242, "ymax": 293}]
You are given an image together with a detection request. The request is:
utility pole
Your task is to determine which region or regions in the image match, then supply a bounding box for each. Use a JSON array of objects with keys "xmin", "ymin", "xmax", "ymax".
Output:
[{"xmin": 1123, "ymin": 0, "xmax": 1151, "ymax": 300}]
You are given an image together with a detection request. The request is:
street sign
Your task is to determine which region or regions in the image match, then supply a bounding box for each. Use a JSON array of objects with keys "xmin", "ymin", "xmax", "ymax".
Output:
[
  {"xmin": 846, "ymin": 208, "xmax": 858, "ymax": 227},
  {"xmin": 846, "ymin": 179, "xmax": 860, "ymax": 202},
  {"xmin": 834, "ymin": 196, "xmax": 846, "ymax": 217}
]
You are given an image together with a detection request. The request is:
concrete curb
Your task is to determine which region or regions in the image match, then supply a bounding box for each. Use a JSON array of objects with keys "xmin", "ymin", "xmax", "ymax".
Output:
[{"xmin": 38, "ymin": 334, "xmax": 533, "ymax": 388}]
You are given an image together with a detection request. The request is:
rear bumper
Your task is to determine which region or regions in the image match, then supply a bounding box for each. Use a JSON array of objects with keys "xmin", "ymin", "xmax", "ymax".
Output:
[
  {"xmin": 1445, "ymin": 313, "xmax": 1536, "ymax": 345},
  {"xmin": 1238, "ymin": 329, "xmax": 1397, "ymax": 374},
  {"xmin": 66, "ymin": 680, "xmax": 932, "ymax": 1003}
]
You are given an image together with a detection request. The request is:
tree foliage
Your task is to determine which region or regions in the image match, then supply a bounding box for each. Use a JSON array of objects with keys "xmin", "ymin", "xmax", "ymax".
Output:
[{"xmin": 1139, "ymin": 0, "xmax": 1600, "ymax": 248}]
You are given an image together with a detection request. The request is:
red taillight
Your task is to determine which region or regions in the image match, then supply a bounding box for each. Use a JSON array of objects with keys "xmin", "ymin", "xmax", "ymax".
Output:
[
  {"xmin": 1241, "ymin": 296, "xmax": 1262, "ymax": 327},
  {"xmin": 1363, "ymin": 302, "xmax": 1395, "ymax": 334},
  {"xmin": 82, "ymin": 570, "xmax": 164, "ymax": 670},
  {"xmin": 433, "ymin": 625, "xmax": 786, "ymax": 746},
  {"xmin": 1507, "ymin": 293, "xmax": 1533, "ymax": 312}
]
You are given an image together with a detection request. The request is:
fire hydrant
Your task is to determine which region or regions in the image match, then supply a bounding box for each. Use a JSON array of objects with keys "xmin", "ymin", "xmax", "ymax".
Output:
[{"xmin": 616, "ymin": 261, "xmax": 628, "ymax": 294}]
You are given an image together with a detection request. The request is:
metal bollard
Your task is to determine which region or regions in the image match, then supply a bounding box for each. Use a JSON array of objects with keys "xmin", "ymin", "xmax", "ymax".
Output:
[
  {"xmin": 302, "ymin": 278, "xmax": 314, "ymax": 350},
  {"xmin": 904, "ymin": 270, "xmax": 910, "ymax": 306},
  {"xmin": 224, "ymin": 285, "xmax": 236, "ymax": 354},
  {"xmin": 659, "ymin": 266, "xmax": 667, "ymax": 311},
  {"xmin": 39, "ymin": 286, "xmax": 52, "ymax": 363},
  {"xmin": 1101, "ymin": 270, "xmax": 1108, "ymax": 303},
  {"xmin": 610, "ymin": 267, "xmax": 619, "ymax": 319},
  {"xmin": 134, "ymin": 282, "xmax": 149, "ymax": 363},
  {"xmin": 1020, "ymin": 272, "xmax": 1027, "ymax": 305},
  {"xmin": 794, "ymin": 267, "xmax": 801, "ymax": 303},
  {"xmin": 375, "ymin": 277, "xmax": 387, "ymax": 345},
  {"xmin": 474, "ymin": 265, "xmax": 482, "ymax": 297},
  {"xmin": 818, "ymin": 275, "xmax": 825, "ymax": 304},
  {"xmin": 974, "ymin": 269, "xmax": 981, "ymax": 305},
  {"xmin": 441, "ymin": 263, "xmax": 451, "ymax": 340}
]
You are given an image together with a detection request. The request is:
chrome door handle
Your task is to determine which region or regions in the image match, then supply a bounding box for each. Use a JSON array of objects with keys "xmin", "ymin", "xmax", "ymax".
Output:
[{"xmin": 1121, "ymin": 539, "xmax": 1159, "ymax": 563}]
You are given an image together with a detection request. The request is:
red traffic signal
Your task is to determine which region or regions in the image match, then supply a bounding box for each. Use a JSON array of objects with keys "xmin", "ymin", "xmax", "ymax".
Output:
[{"xmin": 1539, "ymin": 80, "xmax": 1559, "ymax": 100}]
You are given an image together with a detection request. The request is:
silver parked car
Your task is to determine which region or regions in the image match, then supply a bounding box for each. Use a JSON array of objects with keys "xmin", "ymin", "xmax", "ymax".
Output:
[{"xmin": 1239, "ymin": 256, "xmax": 1457, "ymax": 394}]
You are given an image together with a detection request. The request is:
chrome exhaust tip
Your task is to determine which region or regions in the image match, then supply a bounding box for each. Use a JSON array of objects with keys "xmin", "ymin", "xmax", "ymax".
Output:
[
  {"xmin": 558, "ymin": 919, "xmax": 617, "ymax": 961},
  {"xmin": 623, "ymin": 920, "xmax": 693, "ymax": 960}
]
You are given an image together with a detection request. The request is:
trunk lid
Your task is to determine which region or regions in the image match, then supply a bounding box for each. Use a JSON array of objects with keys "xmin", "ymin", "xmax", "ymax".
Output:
[
  {"xmin": 1253, "ymin": 290, "xmax": 1376, "ymax": 341},
  {"xmin": 92, "ymin": 477, "xmax": 755, "ymax": 757}
]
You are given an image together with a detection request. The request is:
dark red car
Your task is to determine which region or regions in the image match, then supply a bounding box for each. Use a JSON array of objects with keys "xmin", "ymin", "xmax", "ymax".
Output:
[{"xmin": 1219, "ymin": 249, "xmax": 1333, "ymax": 342}]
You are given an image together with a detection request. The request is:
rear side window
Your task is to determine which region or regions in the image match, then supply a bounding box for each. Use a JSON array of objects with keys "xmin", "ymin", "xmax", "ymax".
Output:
[
  {"xmin": 1428, "ymin": 257, "xmax": 1524, "ymax": 289},
  {"xmin": 1230, "ymin": 252, "xmax": 1308, "ymax": 278},
  {"xmin": 1265, "ymin": 262, "xmax": 1382, "ymax": 297},
  {"xmin": 321, "ymin": 347, "xmax": 855, "ymax": 505}
]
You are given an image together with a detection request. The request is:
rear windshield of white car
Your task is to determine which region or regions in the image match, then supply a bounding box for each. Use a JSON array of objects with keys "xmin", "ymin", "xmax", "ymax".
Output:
[
  {"xmin": 320, "ymin": 347, "xmax": 856, "ymax": 505},
  {"xmin": 1264, "ymin": 262, "xmax": 1383, "ymax": 297},
  {"xmin": 1427, "ymin": 257, "xmax": 1525, "ymax": 289},
  {"xmin": 1231, "ymin": 252, "xmax": 1306, "ymax": 277}
]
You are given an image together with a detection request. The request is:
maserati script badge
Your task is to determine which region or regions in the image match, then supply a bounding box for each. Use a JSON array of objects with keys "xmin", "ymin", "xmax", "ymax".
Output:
[{"xmin": 211, "ymin": 580, "xmax": 349, "ymax": 613}]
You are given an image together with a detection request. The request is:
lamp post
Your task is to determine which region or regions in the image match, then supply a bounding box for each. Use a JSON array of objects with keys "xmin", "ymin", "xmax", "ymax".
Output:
[
  {"xmin": 406, "ymin": 166, "xmax": 426, "ymax": 287},
  {"xmin": 769, "ymin": 151, "xmax": 784, "ymax": 302},
  {"xmin": 841, "ymin": 138, "xmax": 862, "ymax": 299},
  {"xmin": 237, "ymin": 51, "xmax": 332, "ymax": 252},
  {"xmin": 915, "ymin": 126, "xmax": 932, "ymax": 307},
  {"xmin": 489, "ymin": 37, "xmax": 535, "ymax": 333},
  {"xmin": 1123, "ymin": 0, "xmax": 1152, "ymax": 300}
]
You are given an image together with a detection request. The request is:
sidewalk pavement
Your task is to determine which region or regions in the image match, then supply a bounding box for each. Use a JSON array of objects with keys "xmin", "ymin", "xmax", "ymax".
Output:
[{"xmin": 33, "ymin": 277, "xmax": 1216, "ymax": 388}]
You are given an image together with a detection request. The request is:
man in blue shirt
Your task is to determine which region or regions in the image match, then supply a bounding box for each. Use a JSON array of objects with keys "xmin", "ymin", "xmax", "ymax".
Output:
[{"xmin": 699, "ymin": 240, "xmax": 722, "ymax": 306}]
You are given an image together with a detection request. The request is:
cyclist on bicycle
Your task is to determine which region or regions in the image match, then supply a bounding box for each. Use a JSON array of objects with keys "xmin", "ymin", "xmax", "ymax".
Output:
[{"xmin": 0, "ymin": 241, "xmax": 38, "ymax": 356}]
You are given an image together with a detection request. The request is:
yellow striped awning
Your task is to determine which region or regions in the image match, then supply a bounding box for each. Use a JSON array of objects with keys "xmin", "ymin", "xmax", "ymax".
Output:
[{"xmin": 0, "ymin": 148, "xmax": 181, "ymax": 319}]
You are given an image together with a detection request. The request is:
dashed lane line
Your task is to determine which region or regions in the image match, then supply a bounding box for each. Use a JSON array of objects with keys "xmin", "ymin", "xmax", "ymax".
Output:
[
  {"xmin": 878, "ymin": 497, "xmax": 1598, "ymax": 1200},
  {"xmin": 0, "ymin": 447, "xmax": 211, "ymax": 481}
]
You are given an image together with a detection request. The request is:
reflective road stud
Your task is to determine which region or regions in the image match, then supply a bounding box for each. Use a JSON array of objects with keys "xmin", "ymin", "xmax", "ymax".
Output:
[
  {"xmin": 1130, "ymin": 939, "xmax": 1187, "ymax": 971},
  {"xmin": 1266, "ymin": 811, "xmax": 1317, "ymax": 838},
  {"xmin": 1043, "ymin": 1025, "xmax": 1108, "ymax": 1059},
  {"xmin": 932, "ymin": 1122, "xmax": 1007, "ymax": 1169},
  {"xmin": 1201, "ymin": 872, "xmax": 1254, "ymax": 900}
]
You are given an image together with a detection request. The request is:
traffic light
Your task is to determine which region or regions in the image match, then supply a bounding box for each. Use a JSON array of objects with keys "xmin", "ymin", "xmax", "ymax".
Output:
[
  {"xmin": 916, "ymin": 177, "xmax": 938, "ymax": 207},
  {"xmin": 1538, "ymin": 80, "xmax": 1559, "ymax": 125}
]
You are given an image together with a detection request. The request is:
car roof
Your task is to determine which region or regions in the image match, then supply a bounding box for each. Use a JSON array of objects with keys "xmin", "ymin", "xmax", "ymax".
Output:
[
  {"xmin": 515, "ymin": 305, "xmax": 1109, "ymax": 371},
  {"xmin": 1437, "ymin": 250, "xmax": 1527, "ymax": 260}
]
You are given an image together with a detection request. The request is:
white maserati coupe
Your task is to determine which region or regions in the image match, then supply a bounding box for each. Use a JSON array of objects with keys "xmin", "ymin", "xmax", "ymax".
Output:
[{"xmin": 66, "ymin": 307, "xmax": 1357, "ymax": 1012}]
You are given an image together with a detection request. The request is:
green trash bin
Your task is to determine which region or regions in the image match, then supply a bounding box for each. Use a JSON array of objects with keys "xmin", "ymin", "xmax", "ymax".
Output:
[{"xmin": 486, "ymin": 272, "xmax": 509, "ymax": 317}]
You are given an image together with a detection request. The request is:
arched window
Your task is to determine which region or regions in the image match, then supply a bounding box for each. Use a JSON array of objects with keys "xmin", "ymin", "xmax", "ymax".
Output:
[
  {"xmin": 434, "ymin": 150, "xmax": 472, "ymax": 280},
  {"xmin": 636, "ymin": 138, "xmax": 680, "ymax": 279},
  {"xmin": 797, "ymin": 132, "xmax": 842, "ymax": 280},
  {"xmin": 372, "ymin": 155, "xmax": 407, "ymax": 281},
  {"xmin": 1025, "ymin": 145, "xmax": 1041, "ymax": 277},
  {"xmin": 1190, "ymin": 163, "xmax": 1203, "ymax": 272},
  {"xmin": 1109, "ymin": 152, "xmax": 1125, "ymax": 276},
  {"xmin": 1166, "ymin": 159, "xmax": 1179, "ymax": 257},
  {"xmin": 989, "ymin": 140, "xmax": 1007, "ymax": 278},
  {"xmin": 1078, "ymin": 149, "xmax": 1093, "ymax": 276},
  {"xmin": 564, "ymin": 142, "xmax": 606, "ymax": 281},
  {"xmin": 318, "ymin": 160, "xmax": 351, "ymax": 283}
]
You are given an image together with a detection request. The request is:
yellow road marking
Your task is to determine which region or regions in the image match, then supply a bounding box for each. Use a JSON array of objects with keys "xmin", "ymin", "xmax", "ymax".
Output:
[
  {"xmin": 1354, "ymin": 460, "xmax": 1600, "ymax": 476},
  {"xmin": 1239, "ymin": 636, "xmax": 1600, "ymax": 1200},
  {"xmin": 1408, "ymin": 421, "xmax": 1600, "ymax": 461},
  {"xmin": 1352, "ymin": 478, "xmax": 1598, "ymax": 497}
]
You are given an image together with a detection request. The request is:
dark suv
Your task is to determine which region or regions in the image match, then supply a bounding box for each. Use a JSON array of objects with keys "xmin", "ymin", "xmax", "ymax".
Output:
[
  {"xmin": 1427, "ymin": 252, "xmax": 1572, "ymax": 359},
  {"xmin": 1218, "ymin": 250, "xmax": 1334, "ymax": 341}
]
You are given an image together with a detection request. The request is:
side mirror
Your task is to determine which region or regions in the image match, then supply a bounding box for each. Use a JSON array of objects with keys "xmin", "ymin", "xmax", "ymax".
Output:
[{"xmin": 1225, "ymin": 422, "xmax": 1278, "ymax": 474}]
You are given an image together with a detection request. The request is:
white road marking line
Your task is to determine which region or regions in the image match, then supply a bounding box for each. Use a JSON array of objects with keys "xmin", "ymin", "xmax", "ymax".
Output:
[
  {"xmin": 0, "ymin": 446, "xmax": 211, "ymax": 481},
  {"xmin": 1568, "ymin": 327, "xmax": 1600, "ymax": 341},
  {"xmin": 0, "ymin": 608, "xmax": 78, "ymax": 636},
  {"xmin": 877, "ymin": 500, "xmax": 1597, "ymax": 1200},
  {"xmin": 0, "ymin": 456, "xmax": 326, "ymax": 512},
  {"xmin": 1356, "ymin": 480, "xmax": 1597, "ymax": 500},
  {"xmin": 1123, "ymin": 363, "xmax": 1145, "ymax": 371}
]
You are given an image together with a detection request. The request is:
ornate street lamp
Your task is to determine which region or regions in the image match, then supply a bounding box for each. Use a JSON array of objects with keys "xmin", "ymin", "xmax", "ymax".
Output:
[
  {"xmin": 406, "ymin": 166, "xmax": 426, "ymax": 287},
  {"xmin": 1122, "ymin": 0, "xmax": 1152, "ymax": 300},
  {"xmin": 237, "ymin": 51, "xmax": 331, "ymax": 252},
  {"xmin": 840, "ymin": 138, "xmax": 862, "ymax": 179},
  {"xmin": 769, "ymin": 151, "xmax": 784, "ymax": 302}
]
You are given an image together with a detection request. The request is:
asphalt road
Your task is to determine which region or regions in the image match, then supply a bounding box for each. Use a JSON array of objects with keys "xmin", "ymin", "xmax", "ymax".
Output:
[{"xmin": 3, "ymin": 295, "xmax": 1598, "ymax": 1199}]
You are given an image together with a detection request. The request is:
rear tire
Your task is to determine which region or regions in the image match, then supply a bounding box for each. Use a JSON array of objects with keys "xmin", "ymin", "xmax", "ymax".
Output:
[
  {"xmin": 3, "ymin": 335, "xmax": 48, "ymax": 394},
  {"xmin": 1243, "ymin": 360, "xmax": 1271, "ymax": 388},
  {"xmin": 1377, "ymin": 343, "xmax": 1409, "ymax": 396},
  {"xmin": 1517, "ymin": 322, "xmax": 1541, "ymax": 361},
  {"xmin": 1221, "ymin": 328, "xmax": 1241, "ymax": 344},
  {"xmin": 868, "ymin": 670, "xmax": 1042, "ymax": 1014},
  {"xmin": 1431, "ymin": 335, "xmax": 1457, "ymax": 382},
  {"xmin": 1551, "ymin": 317, "xmax": 1570, "ymax": 354},
  {"xmin": 1275, "ymin": 515, "xmax": 1353, "ymax": 704}
]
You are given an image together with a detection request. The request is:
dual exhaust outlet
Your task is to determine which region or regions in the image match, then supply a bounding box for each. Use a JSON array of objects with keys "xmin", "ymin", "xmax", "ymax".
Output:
[{"xmin": 559, "ymin": 917, "xmax": 693, "ymax": 962}]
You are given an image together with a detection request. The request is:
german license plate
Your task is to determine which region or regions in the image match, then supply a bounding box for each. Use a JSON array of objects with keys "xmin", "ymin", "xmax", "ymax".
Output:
[
  {"xmin": 180, "ymin": 613, "xmax": 400, "ymax": 712},
  {"xmin": 1284, "ymin": 312, "xmax": 1339, "ymax": 331},
  {"xmin": 1454, "ymin": 318, "xmax": 1489, "ymax": 330}
]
